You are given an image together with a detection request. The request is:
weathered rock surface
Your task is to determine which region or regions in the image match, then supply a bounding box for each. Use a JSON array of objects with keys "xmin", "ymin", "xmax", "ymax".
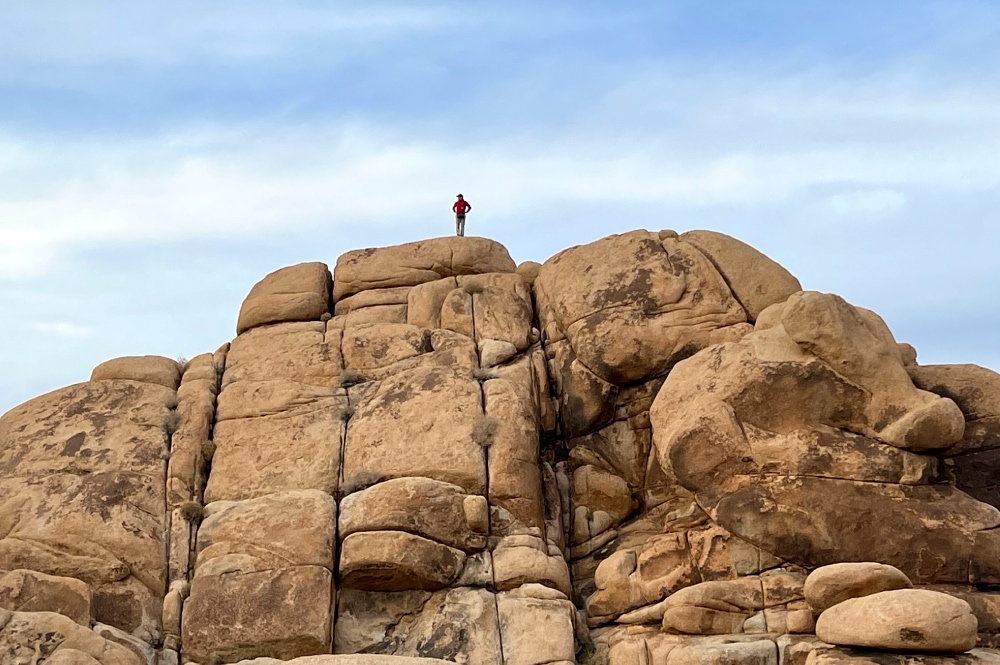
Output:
[
  {"xmin": 5, "ymin": 230, "xmax": 1000, "ymax": 665},
  {"xmin": 806, "ymin": 648, "xmax": 1000, "ymax": 665},
  {"xmin": 237, "ymin": 262, "xmax": 332, "ymax": 334},
  {"xmin": 680, "ymin": 229, "xmax": 802, "ymax": 321},
  {"xmin": 650, "ymin": 293, "xmax": 992, "ymax": 584},
  {"xmin": 0, "ymin": 379, "xmax": 172, "ymax": 642},
  {"xmin": 535, "ymin": 230, "xmax": 748, "ymax": 384},
  {"xmin": 815, "ymin": 589, "xmax": 978, "ymax": 652},
  {"xmin": 91, "ymin": 355, "xmax": 182, "ymax": 390},
  {"xmin": 0, "ymin": 608, "xmax": 144, "ymax": 665},
  {"xmin": 0, "ymin": 569, "xmax": 93, "ymax": 626},
  {"xmin": 804, "ymin": 563, "xmax": 912, "ymax": 613},
  {"xmin": 334, "ymin": 237, "xmax": 516, "ymax": 300}
]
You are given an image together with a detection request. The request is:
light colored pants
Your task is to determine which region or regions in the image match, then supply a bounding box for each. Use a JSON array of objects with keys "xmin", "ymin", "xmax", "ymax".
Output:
[{"xmin": 456, "ymin": 214, "xmax": 466, "ymax": 237}]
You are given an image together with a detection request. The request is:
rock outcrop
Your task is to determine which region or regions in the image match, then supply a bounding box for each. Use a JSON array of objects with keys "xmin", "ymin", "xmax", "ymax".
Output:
[{"xmin": 2, "ymin": 229, "xmax": 999, "ymax": 665}]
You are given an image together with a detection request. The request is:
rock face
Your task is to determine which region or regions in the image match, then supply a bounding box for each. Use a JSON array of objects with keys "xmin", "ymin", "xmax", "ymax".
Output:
[
  {"xmin": 3, "ymin": 229, "xmax": 1000, "ymax": 665},
  {"xmin": 804, "ymin": 563, "xmax": 913, "ymax": 613},
  {"xmin": 815, "ymin": 589, "xmax": 978, "ymax": 652}
]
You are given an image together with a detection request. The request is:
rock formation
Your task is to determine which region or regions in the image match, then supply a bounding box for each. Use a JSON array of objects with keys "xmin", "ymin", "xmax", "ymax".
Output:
[{"xmin": 1, "ymin": 229, "xmax": 999, "ymax": 665}]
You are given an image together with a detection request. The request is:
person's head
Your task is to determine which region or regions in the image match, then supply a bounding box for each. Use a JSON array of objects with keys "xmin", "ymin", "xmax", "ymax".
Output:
[{"xmin": 456, "ymin": 194, "xmax": 464, "ymax": 199}]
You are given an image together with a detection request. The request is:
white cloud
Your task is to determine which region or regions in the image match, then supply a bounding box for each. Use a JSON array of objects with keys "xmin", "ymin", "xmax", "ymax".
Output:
[
  {"xmin": 820, "ymin": 188, "xmax": 907, "ymax": 218},
  {"xmin": 1, "ymin": 74, "xmax": 998, "ymax": 281},
  {"xmin": 30, "ymin": 322, "xmax": 94, "ymax": 338}
]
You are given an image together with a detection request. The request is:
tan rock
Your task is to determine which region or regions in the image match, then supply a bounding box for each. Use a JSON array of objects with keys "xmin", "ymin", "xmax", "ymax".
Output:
[
  {"xmin": 333, "ymin": 588, "xmax": 501, "ymax": 665},
  {"xmin": 804, "ymin": 562, "xmax": 912, "ymax": 612},
  {"xmin": 339, "ymin": 531, "xmax": 466, "ymax": 591},
  {"xmin": 344, "ymin": 304, "xmax": 408, "ymax": 327},
  {"xmin": 0, "ymin": 608, "xmax": 142, "ymax": 665},
  {"xmin": 493, "ymin": 538, "xmax": 571, "ymax": 596},
  {"xmin": 339, "ymin": 477, "xmax": 487, "ymax": 552},
  {"xmin": 479, "ymin": 339, "xmax": 518, "ymax": 368},
  {"xmin": 776, "ymin": 636, "xmax": 829, "ymax": 665},
  {"xmin": 92, "ymin": 623, "xmax": 155, "ymax": 665},
  {"xmin": 546, "ymin": 339, "xmax": 617, "ymax": 438},
  {"xmin": 237, "ymin": 262, "xmax": 331, "ymax": 335},
  {"xmin": 515, "ymin": 260, "xmax": 541, "ymax": 285},
  {"xmin": 343, "ymin": 367, "xmax": 486, "ymax": 495},
  {"xmin": 681, "ymin": 229, "xmax": 801, "ymax": 321},
  {"xmin": 184, "ymin": 566, "xmax": 332, "ymax": 663},
  {"xmin": 206, "ymin": 396, "xmax": 345, "ymax": 502},
  {"xmin": 247, "ymin": 657, "xmax": 459, "ymax": 665},
  {"xmin": 667, "ymin": 638, "xmax": 778, "ymax": 665},
  {"xmin": 651, "ymin": 318, "xmax": 999, "ymax": 584},
  {"xmin": 760, "ymin": 292, "xmax": 965, "ymax": 451},
  {"xmin": 334, "ymin": 236, "xmax": 516, "ymax": 300},
  {"xmin": 806, "ymin": 648, "xmax": 1000, "ymax": 665},
  {"xmin": 406, "ymin": 277, "xmax": 458, "ymax": 330},
  {"xmin": 572, "ymin": 465, "xmax": 637, "ymax": 543},
  {"xmin": 224, "ymin": 321, "xmax": 343, "ymax": 388},
  {"xmin": 470, "ymin": 285, "xmax": 533, "ymax": 350},
  {"xmin": 0, "ymin": 569, "xmax": 92, "ymax": 626},
  {"xmin": 908, "ymin": 364, "xmax": 1000, "ymax": 509},
  {"xmin": 342, "ymin": 323, "xmax": 430, "ymax": 371},
  {"xmin": 0, "ymin": 380, "xmax": 171, "ymax": 640},
  {"xmin": 215, "ymin": 379, "xmax": 340, "ymax": 421},
  {"xmin": 196, "ymin": 490, "xmax": 336, "ymax": 577},
  {"xmin": 91, "ymin": 356, "xmax": 182, "ymax": 390},
  {"xmin": 534, "ymin": 230, "xmax": 747, "ymax": 384},
  {"xmin": 484, "ymin": 371, "xmax": 545, "ymax": 530},
  {"xmin": 440, "ymin": 288, "xmax": 475, "ymax": 339},
  {"xmin": 334, "ymin": 286, "xmax": 412, "ymax": 315},
  {"xmin": 180, "ymin": 352, "xmax": 218, "ymax": 384},
  {"xmin": 661, "ymin": 577, "xmax": 764, "ymax": 635},
  {"xmin": 497, "ymin": 592, "xmax": 577, "ymax": 665},
  {"xmin": 569, "ymin": 419, "xmax": 651, "ymax": 489},
  {"xmin": 815, "ymin": 588, "xmax": 977, "ymax": 652}
]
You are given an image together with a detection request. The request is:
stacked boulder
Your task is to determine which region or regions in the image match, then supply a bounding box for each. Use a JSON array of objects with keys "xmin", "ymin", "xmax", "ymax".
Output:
[
  {"xmin": 3, "ymin": 229, "xmax": 1000, "ymax": 665},
  {"xmin": 806, "ymin": 563, "xmax": 982, "ymax": 662}
]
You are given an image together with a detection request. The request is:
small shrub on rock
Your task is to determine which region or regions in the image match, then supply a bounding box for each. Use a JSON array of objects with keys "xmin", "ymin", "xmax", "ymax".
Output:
[{"xmin": 472, "ymin": 414, "xmax": 499, "ymax": 448}]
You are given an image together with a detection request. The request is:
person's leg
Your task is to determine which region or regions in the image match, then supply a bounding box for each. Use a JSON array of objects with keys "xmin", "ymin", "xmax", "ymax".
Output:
[
  {"xmin": 456, "ymin": 215, "xmax": 461, "ymax": 236},
  {"xmin": 460, "ymin": 216, "xmax": 466, "ymax": 236}
]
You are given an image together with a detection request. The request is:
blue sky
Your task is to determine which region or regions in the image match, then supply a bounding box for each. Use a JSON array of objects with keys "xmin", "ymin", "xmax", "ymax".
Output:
[{"xmin": 1, "ymin": 1, "xmax": 999, "ymax": 414}]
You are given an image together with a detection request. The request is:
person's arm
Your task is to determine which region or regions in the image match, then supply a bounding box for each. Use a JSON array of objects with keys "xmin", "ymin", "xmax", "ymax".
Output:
[
  {"xmin": 453, "ymin": 202, "xmax": 459, "ymax": 213},
  {"xmin": 466, "ymin": 202, "xmax": 472, "ymax": 212}
]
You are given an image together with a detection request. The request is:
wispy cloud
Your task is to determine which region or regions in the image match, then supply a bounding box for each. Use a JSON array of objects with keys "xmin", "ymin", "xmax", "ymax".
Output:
[{"xmin": 30, "ymin": 321, "xmax": 94, "ymax": 338}]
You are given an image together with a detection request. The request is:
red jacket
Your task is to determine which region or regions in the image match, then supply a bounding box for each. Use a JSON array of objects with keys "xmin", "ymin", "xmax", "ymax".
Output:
[{"xmin": 453, "ymin": 199, "xmax": 471, "ymax": 214}]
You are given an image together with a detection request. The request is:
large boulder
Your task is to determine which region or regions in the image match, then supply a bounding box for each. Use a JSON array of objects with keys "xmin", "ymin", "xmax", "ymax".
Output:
[
  {"xmin": 815, "ymin": 589, "xmax": 978, "ymax": 653},
  {"xmin": 650, "ymin": 293, "xmax": 1000, "ymax": 584},
  {"xmin": 0, "ymin": 380, "xmax": 173, "ymax": 641},
  {"xmin": 804, "ymin": 563, "xmax": 912, "ymax": 613},
  {"xmin": 339, "ymin": 477, "xmax": 488, "ymax": 553},
  {"xmin": 339, "ymin": 532, "xmax": 466, "ymax": 591},
  {"xmin": 535, "ymin": 230, "xmax": 748, "ymax": 384},
  {"xmin": 909, "ymin": 364, "xmax": 1000, "ymax": 510},
  {"xmin": 90, "ymin": 355, "xmax": 182, "ymax": 389},
  {"xmin": 0, "ymin": 569, "xmax": 93, "ymax": 626},
  {"xmin": 237, "ymin": 262, "xmax": 332, "ymax": 335},
  {"xmin": 680, "ymin": 229, "xmax": 802, "ymax": 321},
  {"xmin": 333, "ymin": 237, "xmax": 516, "ymax": 300},
  {"xmin": 0, "ymin": 608, "xmax": 142, "ymax": 665},
  {"xmin": 342, "ymin": 366, "xmax": 487, "ymax": 495}
]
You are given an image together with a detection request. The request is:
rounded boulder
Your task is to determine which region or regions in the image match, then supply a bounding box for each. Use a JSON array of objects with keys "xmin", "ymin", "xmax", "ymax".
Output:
[
  {"xmin": 805, "ymin": 562, "xmax": 912, "ymax": 612},
  {"xmin": 816, "ymin": 588, "xmax": 977, "ymax": 653}
]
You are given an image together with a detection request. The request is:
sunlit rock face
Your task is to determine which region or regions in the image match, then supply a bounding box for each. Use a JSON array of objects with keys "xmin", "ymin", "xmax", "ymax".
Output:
[{"xmin": 2, "ymin": 230, "xmax": 1000, "ymax": 665}]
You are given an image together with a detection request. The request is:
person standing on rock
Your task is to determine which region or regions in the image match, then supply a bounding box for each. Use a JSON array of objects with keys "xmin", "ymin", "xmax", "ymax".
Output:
[{"xmin": 453, "ymin": 194, "xmax": 471, "ymax": 237}]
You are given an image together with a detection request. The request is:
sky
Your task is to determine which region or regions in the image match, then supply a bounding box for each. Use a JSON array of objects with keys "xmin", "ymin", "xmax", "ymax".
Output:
[{"xmin": 1, "ymin": 1, "xmax": 998, "ymax": 414}]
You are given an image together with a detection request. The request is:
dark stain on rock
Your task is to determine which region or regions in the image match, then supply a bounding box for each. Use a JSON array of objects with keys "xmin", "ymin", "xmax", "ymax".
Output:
[
  {"xmin": 899, "ymin": 627, "xmax": 926, "ymax": 643},
  {"xmin": 62, "ymin": 432, "xmax": 87, "ymax": 456}
]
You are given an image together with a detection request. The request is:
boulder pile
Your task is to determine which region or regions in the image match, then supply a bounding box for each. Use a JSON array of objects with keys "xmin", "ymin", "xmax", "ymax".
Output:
[{"xmin": 1, "ymin": 229, "xmax": 999, "ymax": 665}]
